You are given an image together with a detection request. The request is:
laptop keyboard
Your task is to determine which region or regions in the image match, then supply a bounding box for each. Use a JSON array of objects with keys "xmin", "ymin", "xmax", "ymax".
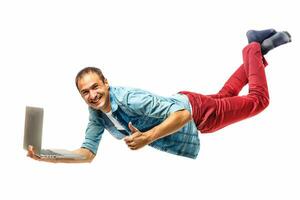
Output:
[{"xmin": 41, "ymin": 149, "xmax": 62, "ymax": 156}]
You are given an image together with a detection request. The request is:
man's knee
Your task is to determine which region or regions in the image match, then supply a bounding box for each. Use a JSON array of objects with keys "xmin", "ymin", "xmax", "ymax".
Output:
[
  {"xmin": 250, "ymin": 93, "xmax": 270, "ymax": 113},
  {"xmin": 260, "ymin": 95, "xmax": 269, "ymax": 110}
]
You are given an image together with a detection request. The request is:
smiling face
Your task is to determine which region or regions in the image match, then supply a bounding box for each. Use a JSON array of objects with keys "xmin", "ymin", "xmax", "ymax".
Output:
[{"xmin": 77, "ymin": 72, "xmax": 111, "ymax": 112}]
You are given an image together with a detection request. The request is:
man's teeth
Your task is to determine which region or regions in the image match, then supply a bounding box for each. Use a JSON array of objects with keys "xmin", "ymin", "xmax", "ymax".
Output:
[{"xmin": 93, "ymin": 96, "xmax": 102, "ymax": 103}]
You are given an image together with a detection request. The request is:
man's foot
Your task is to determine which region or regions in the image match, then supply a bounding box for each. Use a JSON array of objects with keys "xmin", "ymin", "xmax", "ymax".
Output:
[
  {"xmin": 246, "ymin": 29, "xmax": 277, "ymax": 44},
  {"xmin": 261, "ymin": 31, "xmax": 292, "ymax": 55}
]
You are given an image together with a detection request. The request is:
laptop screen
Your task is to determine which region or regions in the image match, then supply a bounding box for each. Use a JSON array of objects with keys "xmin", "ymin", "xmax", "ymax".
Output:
[{"xmin": 23, "ymin": 106, "xmax": 44, "ymax": 155}]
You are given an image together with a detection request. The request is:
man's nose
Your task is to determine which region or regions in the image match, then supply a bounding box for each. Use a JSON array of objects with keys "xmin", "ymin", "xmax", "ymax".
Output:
[{"xmin": 89, "ymin": 90, "xmax": 97, "ymax": 99}]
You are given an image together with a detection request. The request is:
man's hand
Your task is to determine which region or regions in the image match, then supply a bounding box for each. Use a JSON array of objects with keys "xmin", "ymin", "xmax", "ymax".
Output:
[
  {"xmin": 27, "ymin": 145, "xmax": 95, "ymax": 163},
  {"xmin": 124, "ymin": 110, "xmax": 191, "ymax": 151},
  {"xmin": 124, "ymin": 122, "xmax": 152, "ymax": 150},
  {"xmin": 27, "ymin": 145, "xmax": 58, "ymax": 163}
]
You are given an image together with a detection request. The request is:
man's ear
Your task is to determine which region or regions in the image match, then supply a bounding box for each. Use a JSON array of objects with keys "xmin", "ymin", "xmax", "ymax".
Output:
[{"xmin": 104, "ymin": 78, "xmax": 109, "ymax": 87}]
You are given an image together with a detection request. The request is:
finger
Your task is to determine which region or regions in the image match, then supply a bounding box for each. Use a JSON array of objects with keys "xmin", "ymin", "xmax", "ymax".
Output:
[
  {"xmin": 27, "ymin": 145, "xmax": 35, "ymax": 157},
  {"xmin": 27, "ymin": 145, "xmax": 43, "ymax": 161},
  {"xmin": 126, "ymin": 139, "xmax": 135, "ymax": 147},
  {"xmin": 129, "ymin": 146, "xmax": 138, "ymax": 150},
  {"xmin": 27, "ymin": 153, "xmax": 41, "ymax": 161},
  {"xmin": 125, "ymin": 139, "xmax": 133, "ymax": 145},
  {"xmin": 127, "ymin": 140, "xmax": 135, "ymax": 146},
  {"xmin": 128, "ymin": 122, "xmax": 138, "ymax": 133},
  {"xmin": 127, "ymin": 143, "xmax": 136, "ymax": 150},
  {"xmin": 124, "ymin": 136, "xmax": 133, "ymax": 143},
  {"xmin": 28, "ymin": 145, "xmax": 33, "ymax": 152}
]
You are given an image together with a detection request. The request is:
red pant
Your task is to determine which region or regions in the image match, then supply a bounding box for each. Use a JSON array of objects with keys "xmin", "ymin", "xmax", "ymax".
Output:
[{"xmin": 180, "ymin": 42, "xmax": 270, "ymax": 133}]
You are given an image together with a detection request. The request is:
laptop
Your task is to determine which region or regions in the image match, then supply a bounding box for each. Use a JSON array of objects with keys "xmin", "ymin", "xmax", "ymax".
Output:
[{"xmin": 23, "ymin": 106, "xmax": 85, "ymax": 160}]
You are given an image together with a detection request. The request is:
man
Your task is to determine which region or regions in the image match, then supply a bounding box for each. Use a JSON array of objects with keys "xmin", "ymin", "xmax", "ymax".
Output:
[{"xmin": 27, "ymin": 29, "xmax": 291, "ymax": 162}]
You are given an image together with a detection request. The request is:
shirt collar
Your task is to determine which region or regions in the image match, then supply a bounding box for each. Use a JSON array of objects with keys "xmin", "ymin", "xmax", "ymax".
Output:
[{"xmin": 109, "ymin": 86, "xmax": 118, "ymax": 113}]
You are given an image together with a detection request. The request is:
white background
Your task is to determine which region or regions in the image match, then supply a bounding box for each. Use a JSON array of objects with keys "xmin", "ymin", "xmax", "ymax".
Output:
[{"xmin": 0, "ymin": 0, "xmax": 299, "ymax": 199}]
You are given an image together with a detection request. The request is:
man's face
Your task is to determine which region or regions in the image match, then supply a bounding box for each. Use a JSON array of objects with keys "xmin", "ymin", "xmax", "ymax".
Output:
[{"xmin": 77, "ymin": 72, "xmax": 111, "ymax": 112}]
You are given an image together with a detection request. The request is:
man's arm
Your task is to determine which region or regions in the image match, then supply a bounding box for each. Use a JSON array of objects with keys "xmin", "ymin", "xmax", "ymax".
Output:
[
  {"xmin": 27, "ymin": 146, "xmax": 95, "ymax": 163},
  {"xmin": 124, "ymin": 109, "xmax": 192, "ymax": 150}
]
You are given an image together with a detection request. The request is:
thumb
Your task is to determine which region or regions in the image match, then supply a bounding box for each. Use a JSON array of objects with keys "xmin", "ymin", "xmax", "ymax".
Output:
[
  {"xmin": 128, "ymin": 122, "xmax": 138, "ymax": 133},
  {"xmin": 28, "ymin": 145, "xmax": 34, "ymax": 153},
  {"xmin": 27, "ymin": 145, "xmax": 35, "ymax": 157}
]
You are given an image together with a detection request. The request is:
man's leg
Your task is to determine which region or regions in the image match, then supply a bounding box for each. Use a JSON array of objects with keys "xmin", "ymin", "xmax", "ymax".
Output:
[
  {"xmin": 208, "ymin": 28, "xmax": 277, "ymax": 99},
  {"xmin": 180, "ymin": 42, "xmax": 270, "ymax": 133},
  {"xmin": 208, "ymin": 28, "xmax": 290, "ymax": 99},
  {"xmin": 201, "ymin": 42, "xmax": 269, "ymax": 133},
  {"xmin": 207, "ymin": 58, "xmax": 268, "ymax": 99},
  {"xmin": 207, "ymin": 65, "xmax": 248, "ymax": 99}
]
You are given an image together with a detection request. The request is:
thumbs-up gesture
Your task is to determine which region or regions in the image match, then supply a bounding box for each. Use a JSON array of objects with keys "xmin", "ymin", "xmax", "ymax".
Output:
[{"xmin": 124, "ymin": 122, "xmax": 151, "ymax": 150}]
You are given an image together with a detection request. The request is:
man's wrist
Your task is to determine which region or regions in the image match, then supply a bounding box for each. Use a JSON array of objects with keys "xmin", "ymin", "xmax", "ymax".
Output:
[{"xmin": 144, "ymin": 129, "xmax": 156, "ymax": 144}]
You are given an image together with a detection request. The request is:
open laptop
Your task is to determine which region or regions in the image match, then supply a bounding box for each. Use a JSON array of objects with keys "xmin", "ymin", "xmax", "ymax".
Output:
[{"xmin": 23, "ymin": 106, "xmax": 85, "ymax": 160}]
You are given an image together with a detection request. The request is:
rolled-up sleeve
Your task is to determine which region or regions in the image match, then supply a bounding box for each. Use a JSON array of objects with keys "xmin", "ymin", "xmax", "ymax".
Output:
[
  {"xmin": 124, "ymin": 89, "xmax": 185, "ymax": 118},
  {"xmin": 81, "ymin": 115, "xmax": 104, "ymax": 155}
]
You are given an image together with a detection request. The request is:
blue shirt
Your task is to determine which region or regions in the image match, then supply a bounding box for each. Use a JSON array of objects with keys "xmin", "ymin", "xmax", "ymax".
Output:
[{"xmin": 81, "ymin": 86, "xmax": 200, "ymax": 159}]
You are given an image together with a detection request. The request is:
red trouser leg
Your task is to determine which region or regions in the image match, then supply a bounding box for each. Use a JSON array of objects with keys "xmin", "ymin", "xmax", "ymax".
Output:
[
  {"xmin": 180, "ymin": 42, "xmax": 270, "ymax": 133},
  {"xmin": 208, "ymin": 43, "xmax": 268, "ymax": 99},
  {"xmin": 207, "ymin": 64, "xmax": 249, "ymax": 99}
]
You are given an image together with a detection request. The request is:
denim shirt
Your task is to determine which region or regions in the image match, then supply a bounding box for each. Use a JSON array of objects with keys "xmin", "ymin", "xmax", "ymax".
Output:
[{"xmin": 81, "ymin": 86, "xmax": 200, "ymax": 159}]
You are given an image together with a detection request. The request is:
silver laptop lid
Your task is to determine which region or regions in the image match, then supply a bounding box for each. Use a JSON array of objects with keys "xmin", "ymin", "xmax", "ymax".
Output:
[{"xmin": 23, "ymin": 106, "xmax": 44, "ymax": 155}]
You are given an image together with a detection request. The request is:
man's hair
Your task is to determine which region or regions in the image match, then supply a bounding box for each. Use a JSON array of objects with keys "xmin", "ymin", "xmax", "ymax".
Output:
[{"xmin": 75, "ymin": 67, "xmax": 106, "ymax": 90}]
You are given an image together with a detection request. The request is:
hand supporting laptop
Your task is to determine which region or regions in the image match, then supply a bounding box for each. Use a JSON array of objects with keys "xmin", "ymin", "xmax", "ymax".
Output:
[
  {"xmin": 27, "ymin": 145, "xmax": 95, "ymax": 163},
  {"xmin": 24, "ymin": 106, "xmax": 96, "ymax": 163}
]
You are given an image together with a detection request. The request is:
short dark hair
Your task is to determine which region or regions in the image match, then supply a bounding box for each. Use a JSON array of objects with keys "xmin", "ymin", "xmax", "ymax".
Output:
[{"xmin": 75, "ymin": 67, "xmax": 106, "ymax": 90}]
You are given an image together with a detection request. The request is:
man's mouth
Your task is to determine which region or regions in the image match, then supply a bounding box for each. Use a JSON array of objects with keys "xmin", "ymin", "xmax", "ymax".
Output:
[{"xmin": 91, "ymin": 95, "xmax": 103, "ymax": 104}]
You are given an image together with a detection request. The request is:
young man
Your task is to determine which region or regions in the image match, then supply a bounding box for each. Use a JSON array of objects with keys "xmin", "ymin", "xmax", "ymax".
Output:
[{"xmin": 27, "ymin": 29, "xmax": 291, "ymax": 162}]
